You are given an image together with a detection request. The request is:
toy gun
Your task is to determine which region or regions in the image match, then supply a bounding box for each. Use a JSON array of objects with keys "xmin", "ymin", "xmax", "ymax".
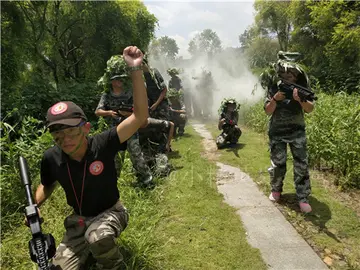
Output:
[
  {"xmin": 117, "ymin": 102, "xmax": 134, "ymax": 114},
  {"xmin": 274, "ymin": 80, "xmax": 318, "ymax": 102},
  {"xmin": 19, "ymin": 156, "xmax": 56, "ymax": 270},
  {"xmin": 221, "ymin": 113, "xmax": 236, "ymax": 127},
  {"xmin": 117, "ymin": 102, "xmax": 153, "ymax": 117}
]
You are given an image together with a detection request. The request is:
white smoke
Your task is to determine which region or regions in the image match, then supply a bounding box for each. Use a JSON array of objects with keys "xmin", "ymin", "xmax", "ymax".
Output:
[{"xmin": 148, "ymin": 48, "xmax": 264, "ymax": 119}]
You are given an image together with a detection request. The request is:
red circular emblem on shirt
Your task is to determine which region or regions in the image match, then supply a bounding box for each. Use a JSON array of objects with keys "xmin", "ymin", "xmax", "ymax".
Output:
[
  {"xmin": 89, "ymin": 161, "xmax": 104, "ymax": 176},
  {"xmin": 51, "ymin": 102, "xmax": 68, "ymax": 115}
]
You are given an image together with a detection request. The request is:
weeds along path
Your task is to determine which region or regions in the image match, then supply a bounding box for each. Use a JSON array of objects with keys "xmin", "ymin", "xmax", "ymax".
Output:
[{"xmin": 192, "ymin": 123, "xmax": 328, "ymax": 270}]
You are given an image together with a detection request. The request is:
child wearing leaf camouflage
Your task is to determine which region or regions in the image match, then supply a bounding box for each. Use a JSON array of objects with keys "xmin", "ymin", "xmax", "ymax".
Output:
[
  {"xmin": 95, "ymin": 55, "xmax": 153, "ymax": 186},
  {"xmin": 263, "ymin": 51, "xmax": 315, "ymax": 213},
  {"xmin": 167, "ymin": 88, "xmax": 187, "ymax": 136},
  {"xmin": 216, "ymin": 98, "xmax": 242, "ymax": 149}
]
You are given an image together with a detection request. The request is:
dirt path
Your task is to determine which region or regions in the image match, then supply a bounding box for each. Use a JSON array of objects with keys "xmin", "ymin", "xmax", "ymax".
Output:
[{"xmin": 192, "ymin": 123, "xmax": 328, "ymax": 270}]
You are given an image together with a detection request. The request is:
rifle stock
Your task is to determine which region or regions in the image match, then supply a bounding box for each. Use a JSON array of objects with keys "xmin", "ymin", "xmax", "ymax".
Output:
[{"xmin": 19, "ymin": 156, "xmax": 56, "ymax": 270}]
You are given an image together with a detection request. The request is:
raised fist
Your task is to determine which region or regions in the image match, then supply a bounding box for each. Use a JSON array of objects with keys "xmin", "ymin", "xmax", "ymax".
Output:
[{"xmin": 123, "ymin": 46, "xmax": 143, "ymax": 67}]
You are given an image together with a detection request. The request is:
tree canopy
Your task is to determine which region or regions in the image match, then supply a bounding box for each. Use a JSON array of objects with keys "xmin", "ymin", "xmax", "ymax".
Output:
[
  {"xmin": 1, "ymin": 0, "xmax": 158, "ymax": 123},
  {"xmin": 240, "ymin": 0, "xmax": 360, "ymax": 93}
]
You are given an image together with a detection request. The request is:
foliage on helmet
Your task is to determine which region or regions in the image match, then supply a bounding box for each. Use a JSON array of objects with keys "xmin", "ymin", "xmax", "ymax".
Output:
[
  {"xmin": 106, "ymin": 55, "xmax": 128, "ymax": 78},
  {"xmin": 259, "ymin": 51, "xmax": 310, "ymax": 89},
  {"xmin": 218, "ymin": 97, "xmax": 240, "ymax": 115},
  {"xmin": 167, "ymin": 68, "xmax": 180, "ymax": 76},
  {"xmin": 167, "ymin": 88, "xmax": 183, "ymax": 99},
  {"xmin": 97, "ymin": 55, "xmax": 131, "ymax": 92},
  {"xmin": 277, "ymin": 51, "xmax": 302, "ymax": 62},
  {"xmin": 275, "ymin": 51, "xmax": 310, "ymax": 86}
]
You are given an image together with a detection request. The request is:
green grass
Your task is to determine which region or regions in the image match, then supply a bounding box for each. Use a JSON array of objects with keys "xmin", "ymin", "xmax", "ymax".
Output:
[
  {"xmin": 1, "ymin": 126, "xmax": 266, "ymax": 270},
  {"xmin": 206, "ymin": 123, "xmax": 360, "ymax": 270},
  {"xmin": 148, "ymin": 127, "xmax": 266, "ymax": 270}
]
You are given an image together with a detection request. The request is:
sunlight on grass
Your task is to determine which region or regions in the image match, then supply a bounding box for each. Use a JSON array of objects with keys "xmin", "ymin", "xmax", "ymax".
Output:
[{"xmin": 206, "ymin": 123, "xmax": 360, "ymax": 270}]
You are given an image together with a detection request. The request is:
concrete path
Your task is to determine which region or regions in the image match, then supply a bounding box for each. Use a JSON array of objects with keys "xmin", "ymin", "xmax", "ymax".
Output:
[{"xmin": 192, "ymin": 123, "xmax": 328, "ymax": 270}]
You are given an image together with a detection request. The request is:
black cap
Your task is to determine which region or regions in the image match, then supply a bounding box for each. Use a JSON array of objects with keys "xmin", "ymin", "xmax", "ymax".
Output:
[{"xmin": 46, "ymin": 101, "xmax": 87, "ymax": 128}]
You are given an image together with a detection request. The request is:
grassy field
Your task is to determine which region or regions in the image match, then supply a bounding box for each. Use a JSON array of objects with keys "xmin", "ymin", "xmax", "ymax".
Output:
[
  {"xmin": 1, "ymin": 126, "xmax": 266, "ymax": 270},
  {"xmin": 205, "ymin": 122, "xmax": 360, "ymax": 270}
]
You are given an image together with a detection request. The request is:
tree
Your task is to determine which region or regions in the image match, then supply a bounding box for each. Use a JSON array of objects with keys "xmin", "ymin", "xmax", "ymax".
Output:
[
  {"xmin": 245, "ymin": 37, "xmax": 280, "ymax": 69},
  {"xmin": 188, "ymin": 29, "xmax": 222, "ymax": 57},
  {"xmin": 239, "ymin": 26, "xmax": 259, "ymax": 49},
  {"xmin": 148, "ymin": 36, "xmax": 179, "ymax": 60},
  {"xmin": 1, "ymin": 0, "xmax": 158, "ymax": 123},
  {"xmin": 290, "ymin": 1, "xmax": 360, "ymax": 91},
  {"xmin": 254, "ymin": 0, "xmax": 292, "ymax": 51}
]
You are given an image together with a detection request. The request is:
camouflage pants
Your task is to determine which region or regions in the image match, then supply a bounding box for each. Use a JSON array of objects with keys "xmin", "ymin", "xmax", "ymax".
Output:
[
  {"xmin": 150, "ymin": 100, "xmax": 170, "ymax": 121},
  {"xmin": 52, "ymin": 201, "xmax": 129, "ymax": 270},
  {"xmin": 170, "ymin": 113, "xmax": 187, "ymax": 135},
  {"xmin": 143, "ymin": 148, "xmax": 172, "ymax": 177},
  {"xmin": 216, "ymin": 126, "xmax": 242, "ymax": 148},
  {"xmin": 268, "ymin": 135, "xmax": 311, "ymax": 203},
  {"xmin": 127, "ymin": 133, "xmax": 153, "ymax": 183}
]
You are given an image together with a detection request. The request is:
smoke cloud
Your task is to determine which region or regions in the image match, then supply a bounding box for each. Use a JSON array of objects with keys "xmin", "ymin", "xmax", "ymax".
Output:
[{"xmin": 149, "ymin": 49, "xmax": 264, "ymax": 119}]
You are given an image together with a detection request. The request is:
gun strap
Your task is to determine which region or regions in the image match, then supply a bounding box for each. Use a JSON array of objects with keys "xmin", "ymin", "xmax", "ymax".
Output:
[{"xmin": 67, "ymin": 160, "xmax": 87, "ymax": 216}]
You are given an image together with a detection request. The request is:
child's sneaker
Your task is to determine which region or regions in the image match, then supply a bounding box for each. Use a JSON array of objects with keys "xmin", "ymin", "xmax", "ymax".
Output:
[
  {"xmin": 299, "ymin": 202, "xmax": 312, "ymax": 213},
  {"xmin": 269, "ymin": 192, "xmax": 281, "ymax": 202}
]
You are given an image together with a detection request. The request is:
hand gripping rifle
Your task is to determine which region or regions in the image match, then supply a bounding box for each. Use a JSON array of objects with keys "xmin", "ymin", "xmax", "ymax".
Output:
[
  {"xmin": 277, "ymin": 80, "xmax": 318, "ymax": 102},
  {"xmin": 117, "ymin": 101, "xmax": 152, "ymax": 117},
  {"xmin": 220, "ymin": 112, "xmax": 236, "ymax": 127},
  {"xmin": 19, "ymin": 156, "xmax": 56, "ymax": 270}
]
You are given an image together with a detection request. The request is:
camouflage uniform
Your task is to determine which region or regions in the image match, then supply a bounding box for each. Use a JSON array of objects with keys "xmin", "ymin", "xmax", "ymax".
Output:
[
  {"xmin": 139, "ymin": 118, "xmax": 173, "ymax": 177},
  {"xmin": 168, "ymin": 76, "xmax": 183, "ymax": 91},
  {"xmin": 52, "ymin": 201, "xmax": 128, "ymax": 270},
  {"xmin": 96, "ymin": 56, "xmax": 152, "ymax": 185},
  {"xmin": 96, "ymin": 90, "xmax": 133, "ymax": 127},
  {"xmin": 263, "ymin": 51, "xmax": 312, "ymax": 203},
  {"xmin": 167, "ymin": 68, "xmax": 183, "ymax": 91},
  {"xmin": 200, "ymin": 71, "xmax": 216, "ymax": 118},
  {"xmin": 144, "ymin": 67, "xmax": 170, "ymax": 121},
  {"xmin": 168, "ymin": 90, "xmax": 187, "ymax": 136},
  {"xmin": 181, "ymin": 74, "xmax": 193, "ymax": 117},
  {"xmin": 127, "ymin": 133, "xmax": 153, "ymax": 184},
  {"xmin": 216, "ymin": 99, "xmax": 242, "ymax": 148}
]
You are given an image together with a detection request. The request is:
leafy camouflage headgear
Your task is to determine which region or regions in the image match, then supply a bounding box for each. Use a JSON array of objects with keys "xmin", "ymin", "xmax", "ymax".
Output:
[
  {"xmin": 167, "ymin": 68, "xmax": 180, "ymax": 76},
  {"xmin": 275, "ymin": 51, "xmax": 309, "ymax": 86},
  {"xmin": 167, "ymin": 88, "xmax": 183, "ymax": 100},
  {"xmin": 218, "ymin": 98, "xmax": 240, "ymax": 115},
  {"xmin": 97, "ymin": 55, "xmax": 131, "ymax": 92},
  {"xmin": 260, "ymin": 51, "xmax": 309, "ymax": 89}
]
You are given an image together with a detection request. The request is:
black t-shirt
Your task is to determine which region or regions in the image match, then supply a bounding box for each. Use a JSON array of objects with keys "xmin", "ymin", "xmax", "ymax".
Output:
[{"xmin": 41, "ymin": 127, "xmax": 127, "ymax": 217}]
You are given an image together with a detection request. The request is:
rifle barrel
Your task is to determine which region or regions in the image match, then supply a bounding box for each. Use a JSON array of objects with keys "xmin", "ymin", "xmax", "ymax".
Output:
[{"xmin": 19, "ymin": 156, "xmax": 34, "ymax": 206}]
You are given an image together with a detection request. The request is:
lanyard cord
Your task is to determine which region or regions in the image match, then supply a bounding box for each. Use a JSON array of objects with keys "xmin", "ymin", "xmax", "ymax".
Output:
[{"xmin": 67, "ymin": 160, "xmax": 87, "ymax": 216}]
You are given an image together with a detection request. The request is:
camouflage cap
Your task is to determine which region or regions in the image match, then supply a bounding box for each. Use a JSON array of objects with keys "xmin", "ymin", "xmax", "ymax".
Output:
[{"xmin": 167, "ymin": 68, "xmax": 179, "ymax": 76}]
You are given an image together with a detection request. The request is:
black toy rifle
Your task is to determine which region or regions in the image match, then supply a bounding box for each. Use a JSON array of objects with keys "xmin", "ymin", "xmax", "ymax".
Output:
[
  {"xmin": 220, "ymin": 112, "xmax": 236, "ymax": 127},
  {"xmin": 117, "ymin": 102, "xmax": 152, "ymax": 117},
  {"xmin": 19, "ymin": 156, "xmax": 56, "ymax": 270},
  {"xmin": 276, "ymin": 80, "xmax": 318, "ymax": 102},
  {"xmin": 117, "ymin": 102, "xmax": 134, "ymax": 114}
]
